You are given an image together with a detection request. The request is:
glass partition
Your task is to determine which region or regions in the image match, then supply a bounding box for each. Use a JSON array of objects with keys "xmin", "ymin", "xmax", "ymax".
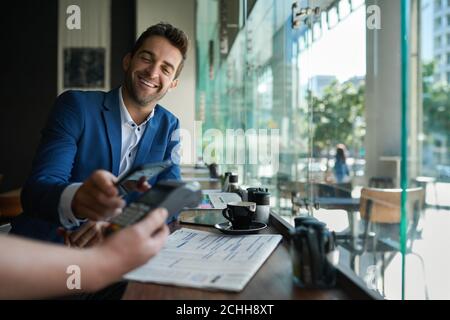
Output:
[
  {"xmin": 403, "ymin": 0, "xmax": 450, "ymax": 299},
  {"xmin": 196, "ymin": 0, "xmax": 450, "ymax": 299}
]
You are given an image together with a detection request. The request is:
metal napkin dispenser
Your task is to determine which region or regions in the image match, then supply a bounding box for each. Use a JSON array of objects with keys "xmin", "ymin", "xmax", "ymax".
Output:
[{"xmin": 290, "ymin": 218, "xmax": 339, "ymax": 288}]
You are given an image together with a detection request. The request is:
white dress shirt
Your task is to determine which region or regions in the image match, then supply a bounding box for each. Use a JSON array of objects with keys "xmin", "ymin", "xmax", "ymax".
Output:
[{"xmin": 58, "ymin": 87, "xmax": 155, "ymax": 229}]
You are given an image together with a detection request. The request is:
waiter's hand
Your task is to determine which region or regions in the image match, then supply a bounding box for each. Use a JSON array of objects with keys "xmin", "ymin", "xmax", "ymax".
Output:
[{"xmin": 72, "ymin": 170, "xmax": 125, "ymax": 221}]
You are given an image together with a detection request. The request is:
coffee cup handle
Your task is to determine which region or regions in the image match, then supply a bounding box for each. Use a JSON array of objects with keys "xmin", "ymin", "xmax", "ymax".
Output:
[{"xmin": 222, "ymin": 208, "xmax": 231, "ymax": 221}]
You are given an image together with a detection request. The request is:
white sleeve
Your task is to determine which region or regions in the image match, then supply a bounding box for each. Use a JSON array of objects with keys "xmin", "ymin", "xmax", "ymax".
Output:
[{"xmin": 58, "ymin": 183, "xmax": 86, "ymax": 229}]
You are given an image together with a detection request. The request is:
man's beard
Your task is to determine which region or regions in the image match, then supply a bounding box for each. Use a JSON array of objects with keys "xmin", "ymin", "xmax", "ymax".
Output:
[{"xmin": 125, "ymin": 71, "xmax": 168, "ymax": 107}]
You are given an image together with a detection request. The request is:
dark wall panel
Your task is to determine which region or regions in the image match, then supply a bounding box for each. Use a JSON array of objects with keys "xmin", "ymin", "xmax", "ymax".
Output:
[
  {"xmin": 111, "ymin": 0, "xmax": 136, "ymax": 89},
  {"xmin": 0, "ymin": 1, "xmax": 58, "ymax": 192},
  {"xmin": 0, "ymin": 0, "xmax": 136, "ymax": 192}
]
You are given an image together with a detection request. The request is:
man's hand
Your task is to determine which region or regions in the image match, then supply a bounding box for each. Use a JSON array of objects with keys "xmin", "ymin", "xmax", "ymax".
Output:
[
  {"xmin": 120, "ymin": 176, "xmax": 151, "ymax": 194},
  {"xmin": 72, "ymin": 170, "xmax": 125, "ymax": 220},
  {"xmin": 62, "ymin": 221, "xmax": 110, "ymax": 248}
]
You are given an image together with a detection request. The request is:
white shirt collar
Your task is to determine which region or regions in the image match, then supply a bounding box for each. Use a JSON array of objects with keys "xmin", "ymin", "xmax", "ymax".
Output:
[{"xmin": 118, "ymin": 86, "xmax": 155, "ymax": 127}]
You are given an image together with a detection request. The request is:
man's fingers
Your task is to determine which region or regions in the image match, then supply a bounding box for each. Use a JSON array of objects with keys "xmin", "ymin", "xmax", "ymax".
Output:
[
  {"xmin": 69, "ymin": 221, "xmax": 96, "ymax": 243},
  {"xmin": 85, "ymin": 232, "xmax": 102, "ymax": 247},
  {"xmin": 85, "ymin": 190, "xmax": 125, "ymax": 211},
  {"xmin": 137, "ymin": 182, "xmax": 151, "ymax": 193},
  {"xmin": 63, "ymin": 232, "xmax": 71, "ymax": 246},
  {"xmin": 137, "ymin": 176, "xmax": 147, "ymax": 185},
  {"xmin": 122, "ymin": 178, "xmax": 150, "ymax": 193},
  {"xmin": 135, "ymin": 208, "xmax": 168, "ymax": 236},
  {"xmin": 98, "ymin": 221, "xmax": 111, "ymax": 230},
  {"xmin": 57, "ymin": 227, "xmax": 70, "ymax": 246},
  {"xmin": 74, "ymin": 226, "xmax": 99, "ymax": 248},
  {"xmin": 73, "ymin": 171, "xmax": 124, "ymax": 221},
  {"xmin": 136, "ymin": 177, "xmax": 151, "ymax": 193},
  {"xmin": 75, "ymin": 203, "xmax": 110, "ymax": 221},
  {"xmin": 89, "ymin": 171, "xmax": 118, "ymax": 197},
  {"xmin": 70, "ymin": 221, "xmax": 110, "ymax": 247},
  {"xmin": 65, "ymin": 237, "xmax": 71, "ymax": 247},
  {"xmin": 74, "ymin": 190, "xmax": 124, "ymax": 220}
]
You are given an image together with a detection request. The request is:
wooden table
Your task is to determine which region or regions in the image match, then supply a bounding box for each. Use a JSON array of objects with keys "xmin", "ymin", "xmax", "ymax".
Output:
[
  {"xmin": 122, "ymin": 220, "xmax": 358, "ymax": 300},
  {"xmin": 0, "ymin": 188, "xmax": 22, "ymax": 218}
]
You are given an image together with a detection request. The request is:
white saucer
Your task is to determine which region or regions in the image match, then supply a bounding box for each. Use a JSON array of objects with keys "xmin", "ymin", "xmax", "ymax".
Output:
[{"xmin": 214, "ymin": 222, "xmax": 267, "ymax": 235}]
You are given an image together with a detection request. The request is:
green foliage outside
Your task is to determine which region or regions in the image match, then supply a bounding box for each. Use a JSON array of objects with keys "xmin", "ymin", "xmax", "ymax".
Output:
[
  {"xmin": 422, "ymin": 61, "xmax": 450, "ymax": 141},
  {"xmin": 307, "ymin": 62, "xmax": 449, "ymax": 171},
  {"xmin": 307, "ymin": 80, "xmax": 366, "ymax": 158}
]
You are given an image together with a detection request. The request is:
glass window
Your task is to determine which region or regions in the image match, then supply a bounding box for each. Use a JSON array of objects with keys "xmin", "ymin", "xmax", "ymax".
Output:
[
  {"xmin": 338, "ymin": 0, "xmax": 351, "ymax": 20},
  {"xmin": 196, "ymin": 0, "xmax": 449, "ymax": 300},
  {"xmin": 327, "ymin": 6, "xmax": 339, "ymax": 29},
  {"xmin": 405, "ymin": 0, "xmax": 450, "ymax": 300},
  {"xmin": 435, "ymin": 17, "xmax": 441, "ymax": 29},
  {"xmin": 435, "ymin": 35, "xmax": 441, "ymax": 48},
  {"xmin": 197, "ymin": 0, "xmax": 369, "ymax": 294},
  {"xmin": 351, "ymin": 0, "xmax": 365, "ymax": 10},
  {"xmin": 313, "ymin": 21, "xmax": 322, "ymax": 41}
]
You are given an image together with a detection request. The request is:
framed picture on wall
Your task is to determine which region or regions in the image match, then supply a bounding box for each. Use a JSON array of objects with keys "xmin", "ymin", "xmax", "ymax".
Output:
[{"xmin": 63, "ymin": 47, "xmax": 105, "ymax": 88}]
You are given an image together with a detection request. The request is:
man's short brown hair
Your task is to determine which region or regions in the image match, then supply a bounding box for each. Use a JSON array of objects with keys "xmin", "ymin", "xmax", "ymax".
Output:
[{"xmin": 131, "ymin": 22, "xmax": 189, "ymax": 79}]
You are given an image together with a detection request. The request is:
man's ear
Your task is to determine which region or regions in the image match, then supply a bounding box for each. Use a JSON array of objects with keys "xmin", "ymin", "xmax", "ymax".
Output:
[
  {"xmin": 169, "ymin": 79, "xmax": 179, "ymax": 90},
  {"xmin": 122, "ymin": 53, "xmax": 131, "ymax": 72}
]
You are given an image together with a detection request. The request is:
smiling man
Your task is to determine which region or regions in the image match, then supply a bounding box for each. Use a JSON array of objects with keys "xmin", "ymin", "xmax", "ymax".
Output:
[{"xmin": 11, "ymin": 23, "xmax": 188, "ymax": 243}]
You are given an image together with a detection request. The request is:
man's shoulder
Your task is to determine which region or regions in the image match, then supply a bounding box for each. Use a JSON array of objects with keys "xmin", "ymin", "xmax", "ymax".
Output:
[
  {"xmin": 155, "ymin": 104, "xmax": 179, "ymax": 124},
  {"xmin": 56, "ymin": 90, "xmax": 107, "ymax": 106}
]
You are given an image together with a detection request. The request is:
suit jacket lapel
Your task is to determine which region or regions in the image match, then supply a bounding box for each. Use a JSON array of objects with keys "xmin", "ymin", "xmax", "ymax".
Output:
[
  {"xmin": 134, "ymin": 106, "xmax": 159, "ymax": 166},
  {"xmin": 102, "ymin": 88, "xmax": 122, "ymax": 175}
]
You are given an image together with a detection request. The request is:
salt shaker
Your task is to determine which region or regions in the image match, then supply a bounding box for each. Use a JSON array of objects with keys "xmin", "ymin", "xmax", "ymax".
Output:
[{"xmin": 251, "ymin": 191, "xmax": 270, "ymax": 224}]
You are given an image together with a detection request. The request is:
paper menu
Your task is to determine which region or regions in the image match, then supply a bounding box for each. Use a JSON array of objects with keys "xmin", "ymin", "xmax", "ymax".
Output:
[
  {"xmin": 124, "ymin": 228, "xmax": 282, "ymax": 292},
  {"xmin": 194, "ymin": 191, "xmax": 242, "ymax": 209},
  {"xmin": 207, "ymin": 192, "xmax": 242, "ymax": 209}
]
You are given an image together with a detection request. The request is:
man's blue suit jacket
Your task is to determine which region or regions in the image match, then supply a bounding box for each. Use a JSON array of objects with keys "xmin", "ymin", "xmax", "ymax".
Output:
[{"xmin": 11, "ymin": 88, "xmax": 181, "ymax": 241}]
